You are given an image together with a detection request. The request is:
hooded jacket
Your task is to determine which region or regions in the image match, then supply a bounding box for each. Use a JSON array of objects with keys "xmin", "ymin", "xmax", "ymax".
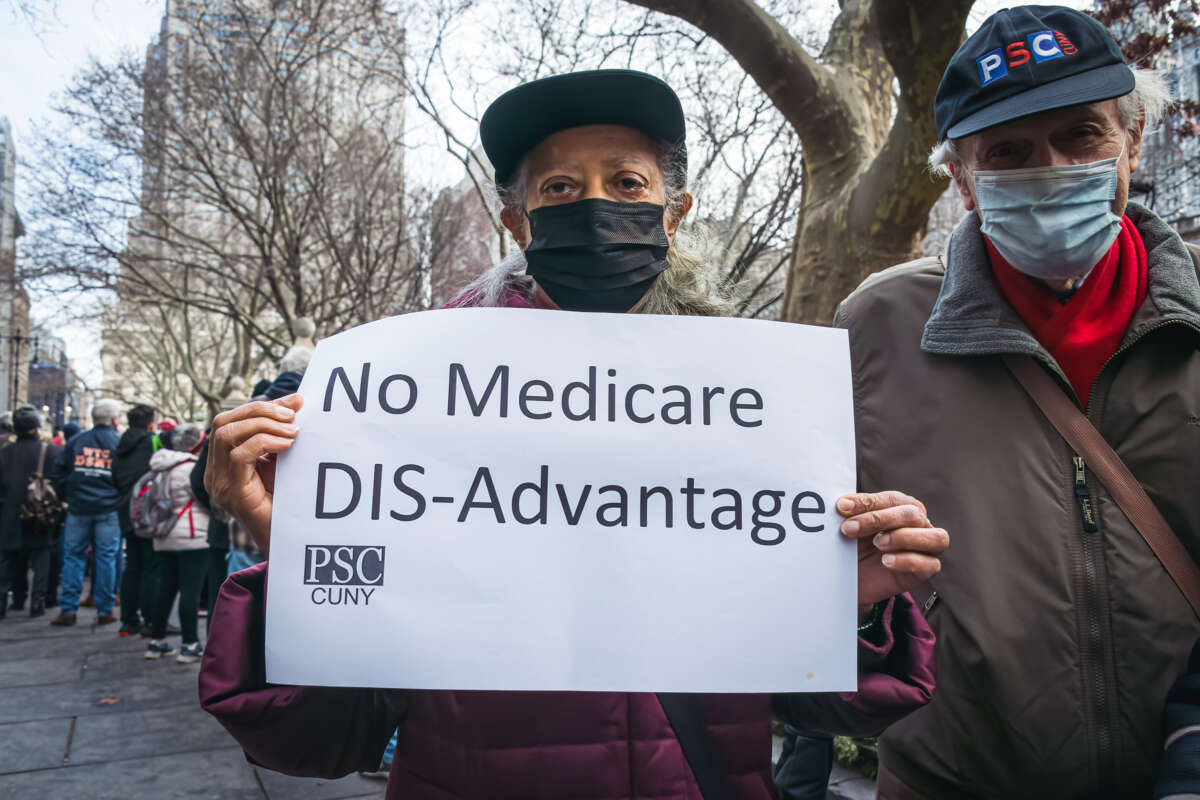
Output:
[
  {"xmin": 114, "ymin": 427, "xmax": 158, "ymax": 535},
  {"xmin": 199, "ymin": 271, "xmax": 938, "ymax": 799},
  {"xmin": 0, "ymin": 433, "xmax": 64, "ymax": 550},
  {"xmin": 836, "ymin": 203, "xmax": 1200, "ymax": 798},
  {"xmin": 52, "ymin": 424, "xmax": 121, "ymax": 515},
  {"xmin": 147, "ymin": 448, "xmax": 210, "ymax": 552}
]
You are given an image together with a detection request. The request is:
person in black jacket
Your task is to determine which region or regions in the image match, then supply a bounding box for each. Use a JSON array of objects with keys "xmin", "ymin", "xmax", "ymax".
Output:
[
  {"xmin": 1156, "ymin": 638, "xmax": 1200, "ymax": 798},
  {"xmin": 113, "ymin": 403, "xmax": 161, "ymax": 636},
  {"xmin": 190, "ymin": 434, "xmax": 228, "ymax": 626},
  {"xmin": 0, "ymin": 407, "xmax": 63, "ymax": 618}
]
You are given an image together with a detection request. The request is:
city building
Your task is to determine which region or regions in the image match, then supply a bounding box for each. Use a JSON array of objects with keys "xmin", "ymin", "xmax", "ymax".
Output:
[
  {"xmin": 1134, "ymin": 32, "xmax": 1200, "ymax": 243},
  {"xmin": 27, "ymin": 327, "xmax": 89, "ymax": 429},
  {"xmin": 0, "ymin": 116, "xmax": 31, "ymax": 413},
  {"xmin": 103, "ymin": 0, "xmax": 407, "ymax": 417}
]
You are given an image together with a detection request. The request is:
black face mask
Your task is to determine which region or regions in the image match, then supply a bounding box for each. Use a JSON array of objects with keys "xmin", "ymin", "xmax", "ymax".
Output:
[{"xmin": 524, "ymin": 198, "xmax": 670, "ymax": 313}]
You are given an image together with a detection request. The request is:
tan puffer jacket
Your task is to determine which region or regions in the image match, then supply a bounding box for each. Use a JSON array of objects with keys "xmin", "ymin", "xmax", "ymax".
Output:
[{"xmin": 148, "ymin": 448, "xmax": 210, "ymax": 552}]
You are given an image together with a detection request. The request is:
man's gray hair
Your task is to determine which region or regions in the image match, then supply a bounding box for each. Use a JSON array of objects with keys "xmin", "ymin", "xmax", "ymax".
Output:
[
  {"xmin": 172, "ymin": 423, "xmax": 206, "ymax": 452},
  {"xmin": 928, "ymin": 67, "xmax": 1174, "ymax": 178},
  {"xmin": 92, "ymin": 398, "xmax": 123, "ymax": 426},
  {"xmin": 279, "ymin": 346, "xmax": 313, "ymax": 375}
]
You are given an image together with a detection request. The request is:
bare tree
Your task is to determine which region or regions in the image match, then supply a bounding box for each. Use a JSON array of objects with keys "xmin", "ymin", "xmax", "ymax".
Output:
[
  {"xmin": 399, "ymin": 0, "xmax": 815, "ymax": 316},
  {"xmin": 612, "ymin": 0, "xmax": 973, "ymax": 322},
  {"xmin": 23, "ymin": 0, "xmax": 424, "ymax": 415}
]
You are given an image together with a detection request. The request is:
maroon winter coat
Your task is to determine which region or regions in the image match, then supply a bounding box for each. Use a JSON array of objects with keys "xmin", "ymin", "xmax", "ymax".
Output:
[{"xmin": 198, "ymin": 280, "xmax": 937, "ymax": 798}]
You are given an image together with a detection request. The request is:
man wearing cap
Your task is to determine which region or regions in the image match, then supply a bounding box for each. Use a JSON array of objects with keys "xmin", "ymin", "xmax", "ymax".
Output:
[
  {"xmin": 197, "ymin": 70, "xmax": 947, "ymax": 797},
  {"xmin": 835, "ymin": 5, "xmax": 1199, "ymax": 797}
]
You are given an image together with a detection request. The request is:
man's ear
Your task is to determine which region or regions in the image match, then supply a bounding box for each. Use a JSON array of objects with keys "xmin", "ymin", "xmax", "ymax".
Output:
[
  {"xmin": 1127, "ymin": 114, "xmax": 1145, "ymax": 173},
  {"xmin": 948, "ymin": 163, "xmax": 976, "ymax": 213},
  {"xmin": 665, "ymin": 193, "xmax": 694, "ymax": 240},
  {"xmin": 500, "ymin": 206, "xmax": 531, "ymax": 249}
]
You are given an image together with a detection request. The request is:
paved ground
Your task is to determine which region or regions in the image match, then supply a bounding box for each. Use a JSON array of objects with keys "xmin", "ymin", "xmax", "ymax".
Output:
[
  {"xmin": 0, "ymin": 603, "xmax": 386, "ymax": 800},
  {"xmin": 0, "ymin": 600, "xmax": 874, "ymax": 799}
]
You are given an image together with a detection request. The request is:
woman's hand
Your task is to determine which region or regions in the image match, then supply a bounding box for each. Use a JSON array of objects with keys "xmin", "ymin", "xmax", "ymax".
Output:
[
  {"xmin": 838, "ymin": 491, "xmax": 948, "ymax": 612},
  {"xmin": 205, "ymin": 394, "xmax": 304, "ymax": 556}
]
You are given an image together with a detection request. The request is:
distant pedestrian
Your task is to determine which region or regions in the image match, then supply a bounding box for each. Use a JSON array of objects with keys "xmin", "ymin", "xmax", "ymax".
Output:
[
  {"xmin": 189, "ymin": 434, "xmax": 228, "ymax": 625},
  {"xmin": 0, "ymin": 406, "xmax": 64, "ymax": 618},
  {"xmin": 49, "ymin": 399, "xmax": 123, "ymax": 626},
  {"xmin": 156, "ymin": 419, "xmax": 177, "ymax": 451},
  {"xmin": 144, "ymin": 424, "xmax": 210, "ymax": 664},
  {"xmin": 0, "ymin": 413, "xmax": 15, "ymax": 448},
  {"xmin": 114, "ymin": 403, "xmax": 162, "ymax": 637}
]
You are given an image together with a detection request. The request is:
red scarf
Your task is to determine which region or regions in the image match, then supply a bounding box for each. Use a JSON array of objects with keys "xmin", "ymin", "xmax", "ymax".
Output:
[{"xmin": 987, "ymin": 215, "xmax": 1148, "ymax": 407}]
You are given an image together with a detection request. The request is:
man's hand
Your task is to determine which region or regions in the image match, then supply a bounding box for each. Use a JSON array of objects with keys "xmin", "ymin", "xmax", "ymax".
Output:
[
  {"xmin": 838, "ymin": 491, "xmax": 948, "ymax": 612},
  {"xmin": 205, "ymin": 394, "xmax": 303, "ymax": 556}
]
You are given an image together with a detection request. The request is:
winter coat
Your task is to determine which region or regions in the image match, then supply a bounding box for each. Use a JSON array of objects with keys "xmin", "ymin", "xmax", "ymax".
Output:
[
  {"xmin": 201, "ymin": 563, "xmax": 934, "ymax": 799},
  {"xmin": 199, "ymin": 276, "xmax": 937, "ymax": 799},
  {"xmin": 838, "ymin": 204, "xmax": 1200, "ymax": 798},
  {"xmin": 114, "ymin": 427, "xmax": 158, "ymax": 536},
  {"xmin": 190, "ymin": 438, "xmax": 230, "ymax": 550},
  {"xmin": 51, "ymin": 424, "xmax": 121, "ymax": 515},
  {"xmin": 147, "ymin": 448, "xmax": 210, "ymax": 552},
  {"xmin": 0, "ymin": 433, "xmax": 64, "ymax": 550}
]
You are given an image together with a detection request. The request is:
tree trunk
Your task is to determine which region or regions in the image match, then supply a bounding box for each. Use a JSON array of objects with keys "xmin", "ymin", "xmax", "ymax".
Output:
[{"xmin": 622, "ymin": 0, "xmax": 972, "ymax": 322}]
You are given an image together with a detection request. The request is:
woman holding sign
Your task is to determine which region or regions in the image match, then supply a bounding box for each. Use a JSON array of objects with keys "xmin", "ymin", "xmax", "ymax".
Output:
[{"xmin": 200, "ymin": 70, "xmax": 945, "ymax": 799}]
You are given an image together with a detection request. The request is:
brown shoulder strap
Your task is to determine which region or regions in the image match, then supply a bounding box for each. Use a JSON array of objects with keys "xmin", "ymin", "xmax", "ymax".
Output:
[
  {"xmin": 35, "ymin": 442, "xmax": 47, "ymax": 477},
  {"xmin": 1003, "ymin": 354, "xmax": 1200, "ymax": 620}
]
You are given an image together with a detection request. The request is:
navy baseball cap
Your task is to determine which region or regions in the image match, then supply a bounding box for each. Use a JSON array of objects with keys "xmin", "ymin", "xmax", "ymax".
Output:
[
  {"xmin": 935, "ymin": 5, "xmax": 1134, "ymax": 141},
  {"xmin": 480, "ymin": 70, "xmax": 686, "ymax": 185}
]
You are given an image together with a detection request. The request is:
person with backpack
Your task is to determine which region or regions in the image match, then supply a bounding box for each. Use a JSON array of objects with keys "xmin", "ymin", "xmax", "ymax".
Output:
[
  {"xmin": 141, "ymin": 423, "xmax": 210, "ymax": 663},
  {"xmin": 49, "ymin": 399, "xmax": 123, "ymax": 626},
  {"xmin": 0, "ymin": 406, "xmax": 64, "ymax": 619},
  {"xmin": 114, "ymin": 403, "xmax": 162, "ymax": 637}
]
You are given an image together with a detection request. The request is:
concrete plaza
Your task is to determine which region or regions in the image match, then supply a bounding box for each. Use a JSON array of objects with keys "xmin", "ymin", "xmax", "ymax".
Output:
[{"xmin": 0, "ymin": 605, "xmax": 385, "ymax": 800}]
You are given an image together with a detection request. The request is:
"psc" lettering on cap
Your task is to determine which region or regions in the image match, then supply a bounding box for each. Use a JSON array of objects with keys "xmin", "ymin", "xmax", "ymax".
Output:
[{"xmin": 977, "ymin": 30, "xmax": 1079, "ymax": 86}]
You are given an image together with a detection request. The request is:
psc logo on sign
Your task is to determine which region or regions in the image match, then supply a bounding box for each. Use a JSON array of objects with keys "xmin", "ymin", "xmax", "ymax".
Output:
[
  {"xmin": 977, "ymin": 30, "xmax": 1079, "ymax": 86},
  {"xmin": 304, "ymin": 545, "xmax": 385, "ymax": 606}
]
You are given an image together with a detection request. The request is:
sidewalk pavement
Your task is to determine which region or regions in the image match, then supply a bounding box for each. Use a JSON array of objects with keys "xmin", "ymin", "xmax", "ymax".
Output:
[{"xmin": 0, "ymin": 604, "xmax": 385, "ymax": 800}]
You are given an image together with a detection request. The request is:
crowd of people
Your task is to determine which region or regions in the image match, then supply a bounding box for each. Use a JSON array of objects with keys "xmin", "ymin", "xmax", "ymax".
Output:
[
  {"xmin": 0, "ymin": 345, "xmax": 311, "ymax": 667},
  {"xmin": 3, "ymin": 4, "xmax": 1199, "ymax": 798}
]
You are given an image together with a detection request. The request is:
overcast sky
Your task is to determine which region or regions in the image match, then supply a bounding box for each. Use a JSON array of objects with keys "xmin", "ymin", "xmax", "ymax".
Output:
[{"xmin": 0, "ymin": 0, "xmax": 1092, "ymax": 385}]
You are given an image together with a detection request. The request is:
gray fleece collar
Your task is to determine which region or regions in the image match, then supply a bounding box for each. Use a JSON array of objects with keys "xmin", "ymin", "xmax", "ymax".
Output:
[{"xmin": 920, "ymin": 202, "xmax": 1200, "ymax": 358}]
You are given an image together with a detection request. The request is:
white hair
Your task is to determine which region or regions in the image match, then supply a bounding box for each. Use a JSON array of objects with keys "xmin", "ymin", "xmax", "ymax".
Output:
[
  {"xmin": 279, "ymin": 345, "xmax": 313, "ymax": 375},
  {"xmin": 928, "ymin": 67, "xmax": 1175, "ymax": 178},
  {"xmin": 92, "ymin": 398, "xmax": 123, "ymax": 425}
]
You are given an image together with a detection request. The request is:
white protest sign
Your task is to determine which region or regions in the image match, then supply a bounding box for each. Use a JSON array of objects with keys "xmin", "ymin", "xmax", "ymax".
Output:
[{"xmin": 265, "ymin": 308, "xmax": 857, "ymax": 692}]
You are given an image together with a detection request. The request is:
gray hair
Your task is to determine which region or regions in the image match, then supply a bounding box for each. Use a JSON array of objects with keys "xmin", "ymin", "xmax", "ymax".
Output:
[
  {"xmin": 279, "ymin": 346, "xmax": 313, "ymax": 375},
  {"xmin": 928, "ymin": 66, "xmax": 1174, "ymax": 177},
  {"xmin": 92, "ymin": 398, "xmax": 123, "ymax": 426},
  {"xmin": 172, "ymin": 423, "xmax": 205, "ymax": 452}
]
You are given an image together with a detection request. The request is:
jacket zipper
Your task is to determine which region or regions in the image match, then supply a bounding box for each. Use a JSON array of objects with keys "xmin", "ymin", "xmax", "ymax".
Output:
[
  {"xmin": 1072, "ymin": 457, "xmax": 1098, "ymax": 533},
  {"xmin": 1070, "ymin": 318, "xmax": 1200, "ymax": 793}
]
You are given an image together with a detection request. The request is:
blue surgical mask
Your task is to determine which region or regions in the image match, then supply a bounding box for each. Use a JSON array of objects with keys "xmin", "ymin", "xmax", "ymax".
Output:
[{"xmin": 968, "ymin": 143, "xmax": 1124, "ymax": 282}]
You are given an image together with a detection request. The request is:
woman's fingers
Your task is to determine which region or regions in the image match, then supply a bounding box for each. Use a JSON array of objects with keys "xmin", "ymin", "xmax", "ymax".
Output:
[
  {"xmin": 870, "ymin": 527, "xmax": 949, "ymax": 555},
  {"xmin": 230, "ymin": 433, "xmax": 297, "ymax": 464},
  {"xmin": 836, "ymin": 491, "xmax": 927, "ymax": 519},
  {"xmin": 840, "ymin": 503, "xmax": 930, "ymax": 538},
  {"xmin": 878, "ymin": 552, "xmax": 942, "ymax": 580}
]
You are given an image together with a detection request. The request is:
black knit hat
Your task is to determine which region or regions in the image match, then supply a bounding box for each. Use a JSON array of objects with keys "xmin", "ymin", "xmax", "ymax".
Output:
[{"xmin": 935, "ymin": 5, "xmax": 1133, "ymax": 141}]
